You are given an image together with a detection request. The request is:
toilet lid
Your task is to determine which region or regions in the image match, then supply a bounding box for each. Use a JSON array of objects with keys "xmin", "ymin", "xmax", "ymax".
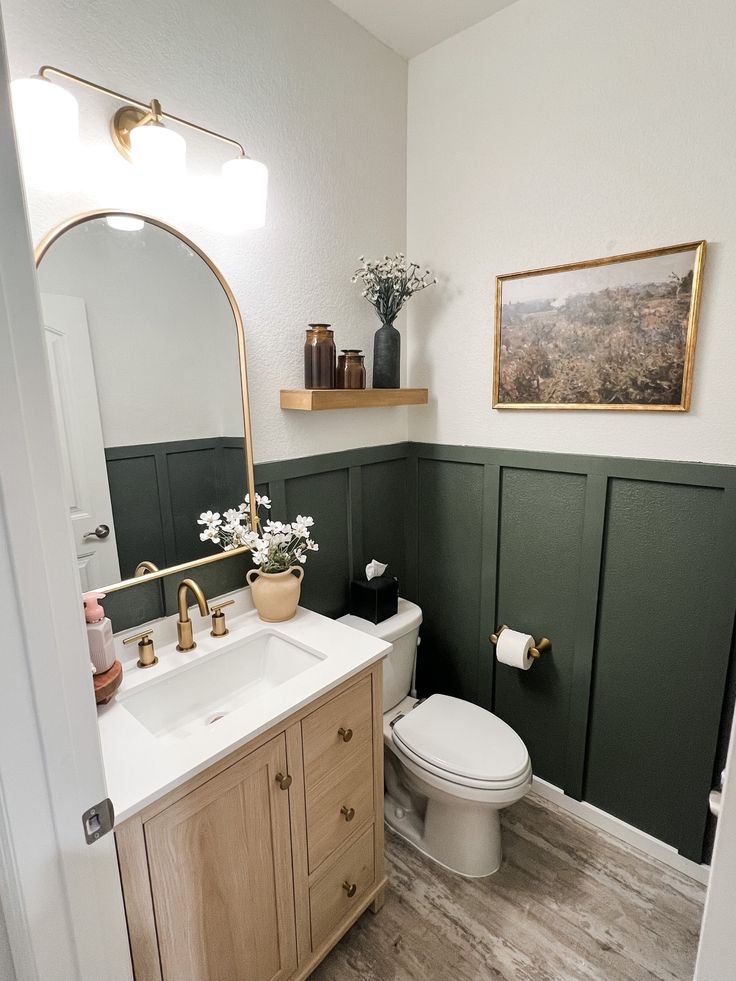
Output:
[{"xmin": 391, "ymin": 694, "xmax": 529, "ymax": 784}]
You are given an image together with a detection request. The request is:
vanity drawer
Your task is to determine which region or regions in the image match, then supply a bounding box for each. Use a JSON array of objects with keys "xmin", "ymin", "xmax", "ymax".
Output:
[
  {"xmin": 302, "ymin": 676, "xmax": 373, "ymax": 790},
  {"xmin": 309, "ymin": 824, "xmax": 375, "ymax": 951},
  {"xmin": 306, "ymin": 740, "xmax": 374, "ymax": 871}
]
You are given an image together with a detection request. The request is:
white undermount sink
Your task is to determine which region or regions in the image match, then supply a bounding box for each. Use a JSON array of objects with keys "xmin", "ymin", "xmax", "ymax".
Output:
[{"xmin": 118, "ymin": 631, "xmax": 324, "ymax": 740}]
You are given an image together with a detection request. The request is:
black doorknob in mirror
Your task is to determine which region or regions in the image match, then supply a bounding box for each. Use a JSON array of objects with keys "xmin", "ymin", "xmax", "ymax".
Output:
[{"xmin": 84, "ymin": 524, "xmax": 110, "ymax": 540}]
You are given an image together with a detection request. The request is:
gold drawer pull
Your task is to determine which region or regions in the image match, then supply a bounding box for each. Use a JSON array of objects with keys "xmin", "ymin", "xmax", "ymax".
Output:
[
  {"xmin": 342, "ymin": 880, "xmax": 357, "ymax": 898},
  {"xmin": 275, "ymin": 772, "xmax": 292, "ymax": 791},
  {"xmin": 338, "ymin": 727, "xmax": 353, "ymax": 743},
  {"xmin": 340, "ymin": 805, "xmax": 355, "ymax": 822}
]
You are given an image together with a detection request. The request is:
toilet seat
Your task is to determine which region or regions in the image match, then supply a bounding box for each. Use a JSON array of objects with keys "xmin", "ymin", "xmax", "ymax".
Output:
[{"xmin": 391, "ymin": 694, "xmax": 531, "ymax": 791}]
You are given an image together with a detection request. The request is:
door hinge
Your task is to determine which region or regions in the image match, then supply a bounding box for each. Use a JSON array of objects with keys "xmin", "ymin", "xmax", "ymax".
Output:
[{"xmin": 82, "ymin": 798, "xmax": 115, "ymax": 844}]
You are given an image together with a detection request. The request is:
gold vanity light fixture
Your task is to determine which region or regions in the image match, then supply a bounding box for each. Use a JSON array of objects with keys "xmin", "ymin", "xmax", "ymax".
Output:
[{"xmin": 10, "ymin": 66, "xmax": 268, "ymax": 228}]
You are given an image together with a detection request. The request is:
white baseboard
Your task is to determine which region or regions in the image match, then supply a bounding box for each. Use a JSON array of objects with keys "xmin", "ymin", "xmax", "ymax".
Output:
[{"xmin": 531, "ymin": 777, "xmax": 710, "ymax": 885}]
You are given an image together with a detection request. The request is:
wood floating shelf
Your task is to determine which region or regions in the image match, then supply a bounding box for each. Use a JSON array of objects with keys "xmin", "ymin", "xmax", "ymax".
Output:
[{"xmin": 280, "ymin": 388, "xmax": 429, "ymax": 411}]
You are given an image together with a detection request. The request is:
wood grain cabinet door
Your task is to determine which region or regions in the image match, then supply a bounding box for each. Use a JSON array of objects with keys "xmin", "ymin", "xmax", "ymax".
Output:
[{"xmin": 144, "ymin": 734, "xmax": 297, "ymax": 981}]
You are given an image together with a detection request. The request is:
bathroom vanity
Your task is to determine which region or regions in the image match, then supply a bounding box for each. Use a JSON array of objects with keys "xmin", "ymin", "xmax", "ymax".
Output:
[{"xmin": 100, "ymin": 595, "xmax": 389, "ymax": 981}]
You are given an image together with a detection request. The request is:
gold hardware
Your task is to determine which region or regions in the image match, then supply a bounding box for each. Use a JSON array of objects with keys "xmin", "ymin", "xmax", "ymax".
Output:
[
  {"xmin": 210, "ymin": 599, "xmax": 235, "ymax": 638},
  {"xmin": 337, "ymin": 727, "xmax": 353, "ymax": 743},
  {"xmin": 530, "ymin": 637, "xmax": 551, "ymax": 659},
  {"xmin": 340, "ymin": 805, "xmax": 355, "ymax": 822},
  {"xmin": 134, "ymin": 561, "xmax": 159, "ymax": 577},
  {"xmin": 123, "ymin": 630, "xmax": 158, "ymax": 668},
  {"xmin": 37, "ymin": 66, "xmax": 248, "ymax": 159},
  {"xmin": 176, "ymin": 579, "xmax": 210, "ymax": 652},
  {"xmin": 489, "ymin": 624, "xmax": 551, "ymax": 660},
  {"xmin": 342, "ymin": 881, "xmax": 357, "ymax": 898},
  {"xmin": 35, "ymin": 210, "xmax": 258, "ymax": 599},
  {"xmin": 275, "ymin": 772, "xmax": 292, "ymax": 791},
  {"xmin": 489, "ymin": 624, "xmax": 509, "ymax": 645}
]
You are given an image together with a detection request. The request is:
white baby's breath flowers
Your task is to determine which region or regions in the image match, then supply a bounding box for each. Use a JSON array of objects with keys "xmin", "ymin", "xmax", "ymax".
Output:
[
  {"xmin": 197, "ymin": 493, "xmax": 318, "ymax": 572},
  {"xmin": 352, "ymin": 253, "xmax": 437, "ymax": 326}
]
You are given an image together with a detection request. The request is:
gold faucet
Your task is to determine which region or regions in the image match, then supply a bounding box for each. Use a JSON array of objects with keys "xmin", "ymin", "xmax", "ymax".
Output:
[
  {"xmin": 176, "ymin": 578, "xmax": 210, "ymax": 652},
  {"xmin": 134, "ymin": 560, "xmax": 159, "ymax": 576}
]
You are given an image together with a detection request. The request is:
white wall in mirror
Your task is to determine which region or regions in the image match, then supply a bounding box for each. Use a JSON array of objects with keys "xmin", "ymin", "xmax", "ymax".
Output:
[
  {"xmin": 38, "ymin": 218, "xmax": 242, "ymax": 447},
  {"xmin": 3, "ymin": 0, "xmax": 409, "ymax": 464}
]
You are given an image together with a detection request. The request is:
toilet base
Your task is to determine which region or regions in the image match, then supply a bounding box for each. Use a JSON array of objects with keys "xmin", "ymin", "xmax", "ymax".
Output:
[{"xmin": 384, "ymin": 788, "xmax": 502, "ymax": 878}]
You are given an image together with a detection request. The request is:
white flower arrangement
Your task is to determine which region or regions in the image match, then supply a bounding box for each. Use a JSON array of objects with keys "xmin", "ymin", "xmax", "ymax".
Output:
[
  {"xmin": 197, "ymin": 494, "xmax": 319, "ymax": 573},
  {"xmin": 352, "ymin": 253, "xmax": 437, "ymax": 326}
]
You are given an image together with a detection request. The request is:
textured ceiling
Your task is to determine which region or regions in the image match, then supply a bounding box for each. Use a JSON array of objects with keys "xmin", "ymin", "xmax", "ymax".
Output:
[{"xmin": 327, "ymin": 0, "xmax": 519, "ymax": 59}]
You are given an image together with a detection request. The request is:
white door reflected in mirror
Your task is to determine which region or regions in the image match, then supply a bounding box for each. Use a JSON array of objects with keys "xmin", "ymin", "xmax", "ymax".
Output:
[{"xmin": 42, "ymin": 292, "xmax": 121, "ymax": 588}]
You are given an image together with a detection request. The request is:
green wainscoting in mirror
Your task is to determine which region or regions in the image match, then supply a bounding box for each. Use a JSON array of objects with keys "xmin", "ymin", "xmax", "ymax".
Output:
[{"xmin": 102, "ymin": 440, "xmax": 736, "ymax": 865}]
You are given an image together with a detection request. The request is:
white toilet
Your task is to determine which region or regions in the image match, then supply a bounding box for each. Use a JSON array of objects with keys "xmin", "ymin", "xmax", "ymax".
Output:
[{"xmin": 339, "ymin": 598, "xmax": 532, "ymax": 877}]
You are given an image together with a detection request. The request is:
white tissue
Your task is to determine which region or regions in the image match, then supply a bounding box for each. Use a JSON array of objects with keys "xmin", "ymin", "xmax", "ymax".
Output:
[{"xmin": 365, "ymin": 559, "xmax": 388, "ymax": 581}]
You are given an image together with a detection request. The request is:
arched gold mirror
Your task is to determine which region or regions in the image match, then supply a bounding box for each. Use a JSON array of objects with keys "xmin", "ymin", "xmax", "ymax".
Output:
[{"xmin": 35, "ymin": 210, "xmax": 256, "ymax": 593}]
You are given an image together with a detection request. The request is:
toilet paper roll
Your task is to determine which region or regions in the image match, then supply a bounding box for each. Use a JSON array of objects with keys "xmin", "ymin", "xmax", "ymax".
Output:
[{"xmin": 496, "ymin": 628, "xmax": 535, "ymax": 670}]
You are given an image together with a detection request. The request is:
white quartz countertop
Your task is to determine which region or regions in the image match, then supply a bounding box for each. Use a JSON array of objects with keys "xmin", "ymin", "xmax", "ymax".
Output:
[{"xmin": 98, "ymin": 589, "xmax": 390, "ymax": 823}]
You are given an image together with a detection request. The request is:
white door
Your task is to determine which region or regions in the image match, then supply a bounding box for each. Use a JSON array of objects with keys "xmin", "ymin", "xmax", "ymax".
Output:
[
  {"xmin": 695, "ymin": 716, "xmax": 736, "ymax": 979},
  {"xmin": 0, "ymin": 16, "xmax": 132, "ymax": 981},
  {"xmin": 41, "ymin": 292, "xmax": 121, "ymax": 588}
]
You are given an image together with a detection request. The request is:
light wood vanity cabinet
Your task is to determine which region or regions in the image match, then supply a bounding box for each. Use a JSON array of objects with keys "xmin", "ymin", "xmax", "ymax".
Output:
[{"xmin": 115, "ymin": 663, "xmax": 385, "ymax": 981}]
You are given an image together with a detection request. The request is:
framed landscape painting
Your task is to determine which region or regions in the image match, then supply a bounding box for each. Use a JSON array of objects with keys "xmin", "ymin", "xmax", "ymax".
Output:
[{"xmin": 493, "ymin": 241, "xmax": 706, "ymax": 410}]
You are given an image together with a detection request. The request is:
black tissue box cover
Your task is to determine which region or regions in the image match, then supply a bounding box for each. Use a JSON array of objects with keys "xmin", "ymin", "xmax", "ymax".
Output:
[{"xmin": 349, "ymin": 575, "xmax": 399, "ymax": 624}]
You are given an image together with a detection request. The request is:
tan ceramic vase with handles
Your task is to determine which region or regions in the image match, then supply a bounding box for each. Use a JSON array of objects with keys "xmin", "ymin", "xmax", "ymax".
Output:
[{"xmin": 246, "ymin": 566, "xmax": 304, "ymax": 622}]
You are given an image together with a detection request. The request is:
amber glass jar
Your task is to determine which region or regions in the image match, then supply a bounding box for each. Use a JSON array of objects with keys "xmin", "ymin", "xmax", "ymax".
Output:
[
  {"xmin": 304, "ymin": 324, "xmax": 336, "ymax": 389},
  {"xmin": 337, "ymin": 349, "xmax": 366, "ymax": 390}
]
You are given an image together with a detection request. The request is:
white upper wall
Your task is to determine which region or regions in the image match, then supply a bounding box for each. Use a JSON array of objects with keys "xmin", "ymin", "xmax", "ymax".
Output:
[
  {"xmin": 407, "ymin": 0, "xmax": 736, "ymax": 465},
  {"xmin": 3, "ymin": 0, "xmax": 408, "ymax": 463}
]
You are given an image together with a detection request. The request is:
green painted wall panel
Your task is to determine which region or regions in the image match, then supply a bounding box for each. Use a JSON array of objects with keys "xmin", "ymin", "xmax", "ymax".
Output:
[
  {"xmin": 494, "ymin": 468, "xmax": 587, "ymax": 789},
  {"xmin": 106, "ymin": 455, "xmax": 167, "ymax": 580},
  {"xmin": 416, "ymin": 459, "xmax": 484, "ymax": 702},
  {"xmin": 361, "ymin": 459, "xmax": 407, "ymax": 589},
  {"xmin": 585, "ymin": 478, "xmax": 727, "ymax": 858},
  {"xmin": 166, "ymin": 447, "xmax": 222, "ymax": 564},
  {"xmin": 284, "ymin": 469, "xmax": 351, "ymax": 619}
]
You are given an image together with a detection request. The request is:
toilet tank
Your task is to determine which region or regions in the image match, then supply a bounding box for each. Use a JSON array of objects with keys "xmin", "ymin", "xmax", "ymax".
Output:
[{"xmin": 338, "ymin": 598, "xmax": 422, "ymax": 711}]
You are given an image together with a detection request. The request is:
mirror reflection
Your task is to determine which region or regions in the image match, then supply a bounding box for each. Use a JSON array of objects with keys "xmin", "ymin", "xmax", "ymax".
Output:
[{"xmin": 36, "ymin": 214, "xmax": 253, "ymax": 590}]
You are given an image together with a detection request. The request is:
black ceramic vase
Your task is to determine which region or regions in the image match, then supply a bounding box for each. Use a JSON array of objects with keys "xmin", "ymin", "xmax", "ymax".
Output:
[{"xmin": 372, "ymin": 321, "xmax": 400, "ymax": 388}]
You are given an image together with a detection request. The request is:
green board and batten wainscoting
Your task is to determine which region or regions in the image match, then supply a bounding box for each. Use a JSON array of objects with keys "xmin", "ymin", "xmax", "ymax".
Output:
[{"xmin": 102, "ymin": 440, "xmax": 736, "ymax": 864}]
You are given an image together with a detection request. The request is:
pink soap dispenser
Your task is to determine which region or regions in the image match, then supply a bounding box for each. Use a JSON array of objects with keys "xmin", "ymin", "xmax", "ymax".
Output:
[{"xmin": 83, "ymin": 591, "xmax": 116, "ymax": 674}]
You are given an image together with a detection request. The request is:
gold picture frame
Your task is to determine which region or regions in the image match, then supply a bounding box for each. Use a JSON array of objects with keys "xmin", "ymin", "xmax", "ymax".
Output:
[
  {"xmin": 35, "ymin": 210, "xmax": 257, "ymax": 594},
  {"xmin": 492, "ymin": 240, "xmax": 706, "ymax": 411}
]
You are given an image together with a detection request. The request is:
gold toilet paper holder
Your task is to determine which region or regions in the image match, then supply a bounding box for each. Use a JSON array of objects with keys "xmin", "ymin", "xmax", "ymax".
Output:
[{"xmin": 489, "ymin": 624, "xmax": 551, "ymax": 660}]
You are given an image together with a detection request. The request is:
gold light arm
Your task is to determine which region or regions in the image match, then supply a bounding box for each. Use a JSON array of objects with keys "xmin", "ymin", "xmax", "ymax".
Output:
[{"xmin": 38, "ymin": 65, "xmax": 248, "ymax": 158}]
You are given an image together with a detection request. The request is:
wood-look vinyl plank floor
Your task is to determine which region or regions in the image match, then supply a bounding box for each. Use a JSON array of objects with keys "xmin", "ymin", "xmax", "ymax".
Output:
[{"xmin": 310, "ymin": 793, "xmax": 705, "ymax": 981}]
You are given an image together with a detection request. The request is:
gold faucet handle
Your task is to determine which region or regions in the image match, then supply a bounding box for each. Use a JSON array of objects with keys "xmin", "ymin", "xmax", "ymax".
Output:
[
  {"xmin": 123, "ymin": 630, "xmax": 158, "ymax": 668},
  {"xmin": 211, "ymin": 599, "xmax": 235, "ymax": 613},
  {"xmin": 210, "ymin": 599, "xmax": 235, "ymax": 638}
]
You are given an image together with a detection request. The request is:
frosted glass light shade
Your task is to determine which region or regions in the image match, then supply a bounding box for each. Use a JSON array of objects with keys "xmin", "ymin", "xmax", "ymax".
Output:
[
  {"xmin": 129, "ymin": 123, "xmax": 186, "ymax": 177},
  {"xmin": 10, "ymin": 76, "xmax": 79, "ymax": 187},
  {"xmin": 221, "ymin": 157, "xmax": 268, "ymax": 229},
  {"xmin": 106, "ymin": 215, "xmax": 144, "ymax": 232}
]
